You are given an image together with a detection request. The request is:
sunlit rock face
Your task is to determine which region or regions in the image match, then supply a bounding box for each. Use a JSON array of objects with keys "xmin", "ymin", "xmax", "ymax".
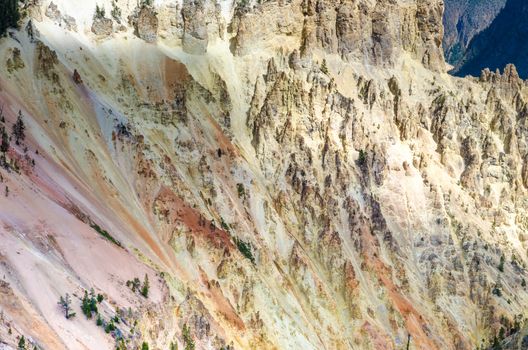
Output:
[{"xmin": 0, "ymin": 1, "xmax": 527, "ymax": 349}]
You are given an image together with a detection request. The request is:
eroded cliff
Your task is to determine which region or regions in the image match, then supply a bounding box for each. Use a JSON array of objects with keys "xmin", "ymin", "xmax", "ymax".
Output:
[{"xmin": 0, "ymin": 1, "xmax": 527, "ymax": 349}]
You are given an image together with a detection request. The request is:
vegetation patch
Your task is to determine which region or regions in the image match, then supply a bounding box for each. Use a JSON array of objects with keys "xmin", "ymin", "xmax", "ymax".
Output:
[
  {"xmin": 234, "ymin": 237, "xmax": 255, "ymax": 264},
  {"xmin": 182, "ymin": 323, "xmax": 195, "ymax": 350},
  {"xmin": 90, "ymin": 223, "xmax": 122, "ymax": 247},
  {"xmin": 126, "ymin": 274, "xmax": 149, "ymax": 298}
]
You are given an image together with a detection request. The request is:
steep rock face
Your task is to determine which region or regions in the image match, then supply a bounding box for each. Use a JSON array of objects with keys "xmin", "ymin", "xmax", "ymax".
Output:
[
  {"xmin": 136, "ymin": 6, "xmax": 158, "ymax": 43},
  {"xmin": 92, "ymin": 17, "xmax": 113, "ymax": 37},
  {"xmin": 442, "ymin": 0, "xmax": 506, "ymax": 66},
  {"xmin": 230, "ymin": 0, "xmax": 445, "ymax": 71},
  {"xmin": 181, "ymin": 0, "xmax": 223, "ymax": 54},
  {"xmin": 0, "ymin": 0, "xmax": 527, "ymax": 349}
]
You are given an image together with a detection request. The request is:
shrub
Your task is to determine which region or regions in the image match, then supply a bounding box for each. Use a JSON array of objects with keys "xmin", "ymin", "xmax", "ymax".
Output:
[
  {"xmin": 104, "ymin": 320, "xmax": 115, "ymax": 333},
  {"xmin": 58, "ymin": 293, "xmax": 76, "ymax": 319},
  {"xmin": 1, "ymin": 128, "xmax": 9, "ymax": 158},
  {"xmin": 140, "ymin": 274, "xmax": 149, "ymax": 298},
  {"xmin": 12, "ymin": 111, "xmax": 25, "ymax": 146},
  {"xmin": 234, "ymin": 237, "xmax": 255, "ymax": 264},
  {"xmin": 18, "ymin": 335, "xmax": 25, "ymax": 349},
  {"xmin": 126, "ymin": 277, "xmax": 141, "ymax": 292},
  {"xmin": 90, "ymin": 223, "xmax": 122, "ymax": 247},
  {"xmin": 182, "ymin": 324, "xmax": 195, "ymax": 350},
  {"xmin": 358, "ymin": 150, "xmax": 367, "ymax": 166},
  {"xmin": 94, "ymin": 5, "xmax": 106, "ymax": 20},
  {"xmin": 141, "ymin": 0, "xmax": 153, "ymax": 7},
  {"xmin": 220, "ymin": 218, "xmax": 229, "ymax": 231},
  {"xmin": 492, "ymin": 284, "xmax": 502, "ymax": 297},
  {"xmin": 111, "ymin": 1, "xmax": 121, "ymax": 22},
  {"xmin": 81, "ymin": 290, "xmax": 98, "ymax": 318},
  {"xmin": 236, "ymin": 183, "xmax": 245, "ymax": 199},
  {"xmin": 320, "ymin": 59, "xmax": 329, "ymax": 75},
  {"xmin": 498, "ymin": 254, "xmax": 505, "ymax": 272}
]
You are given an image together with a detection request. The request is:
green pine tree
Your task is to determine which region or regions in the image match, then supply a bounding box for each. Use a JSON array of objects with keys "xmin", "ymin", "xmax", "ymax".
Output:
[
  {"xmin": 81, "ymin": 290, "xmax": 91, "ymax": 318},
  {"xmin": 498, "ymin": 254, "xmax": 505, "ymax": 272},
  {"xmin": 182, "ymin": 324, "xmax": 195, "ymax": 350},
  {"xmin": 140, "ymin": 274, "xmax": 149, "ymax": 298},
  {"xmin": 0, "ymin": 127, "xmax": 9, "ymax": 163},
  {"xmin": 12, "ymin": 111, "xmax": 25, "ymax": 145},
  {"xmin": 18, "ymin": 335, "xmax": 25, "ymax": 349}
]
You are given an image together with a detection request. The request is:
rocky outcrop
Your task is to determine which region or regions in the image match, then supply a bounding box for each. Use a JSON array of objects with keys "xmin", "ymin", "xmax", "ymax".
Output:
[
  {"xmin": 179, "ymin": 0, "xmax": 224, "ymax": 54},
  {"xmin": 62, "ymin": 14, "xmax": 77, "ymax": 32},
  {"xmin": 35, "ymin": 41, "xmax": 58, "ymax": 81},
  {"xmin": 181, "ymin": 0, "xmax": 208, "ymax": 54},
  {"xmin": 230, "ymin": 0, "xmax": 445, "ymax": 71},
  {"xmin": 91, "ymin": 17, "xmax": 113, "ymax": 37},
  {"xmin": 44, "ymin": 1, "xmax": 76, "ymax": 31},
  {"xmin": 134, "ymin": 6, "xmax": 158, "ymax": 43},
  {"xmin": 44, "ymin": 1, "xmax": 61, "ymax": 23}
]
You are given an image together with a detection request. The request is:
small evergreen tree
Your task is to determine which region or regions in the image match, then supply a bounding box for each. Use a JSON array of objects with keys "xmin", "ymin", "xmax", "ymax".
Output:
[
  {"xmin": 492, "ymin": 283, "xmax": 502, "ymax": 297},
  {"xmin": 182, "ymin": 323, "xmax": 195, "ymax": 350},
  {"xmin": 89, "ymin": 289, "xmax": 98, "ymax": 313},
  {"xmin": 141, "ymin": 342, "xmax": 149, "ymax": 350},
  {"xmin": 126, "ymin": 277, "xmax": 141, "ymax": 292},
  {"xmin": 26, "ymin": 20, "xmax": 34, "ymax": 42},
  {"xmin": 492, "ymin": 335, "xmax": 501, "ymax": 350},
  {"xmin": 81, "ymin": 289, "xmax": 99, "ymax": 318},
  {"xmin": 358, "ymin": 149, "xmax": 367, "ymax": 166},
  {"xmin": 12, "ymin": 111, "xmax": 25, "ymax": 145},
  {"xmin": 320, "ymin": 59, "xmax": 329, "ymax": 75},
  {"xmin": 116, "ymin": 339, "xmax": 127, "ymax": 350},
  {"xmin": 141, "ymin": 274, "xmax": 149, "ymax": 298},
  {"xmin": 234, "ymin": 237, "xmax": 255, "ymax": 264},
  {"xmin": 1, "ymin": 127, "xmax": 9, "ymax": 161},
  {"xmin": 18, "ymin": 335, "xmax": 25, "ymax": 349},
  {"xmin": 498, "ymin": 254, "xmax": 505, "ymax": 272},
  {"xmin": 104, "ymin": 320, "xmax": 115, "ymax": 333},
  {"xmin": 141, "ymin": 0, "xmax": 153, "ymax": 7},
  {"xmin": 81, "ymin": 291, "xmax": 91, "ymax": 318},
  {"xmin": 94, "ymin": 5, "xmax": 106, "ymax": 20},
  {"xmin": 111, "ymin": 1, "xmax": 121, "ymax": 23},
  {"xmin": 58, "ymin": 293, "xmax": 76, "ymax": 319}
]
